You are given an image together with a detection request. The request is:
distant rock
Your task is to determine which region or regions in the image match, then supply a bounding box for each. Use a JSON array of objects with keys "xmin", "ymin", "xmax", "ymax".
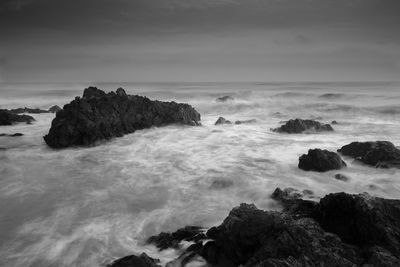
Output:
[
  {"xmin": 338, "ymin": 141, "xmax": 400, "ymax": 168},
  {"xmin": 334, "ymin": 173, "xmax": 350, "ymax": 181},
  {"xmin": 8, "ymin": 107, "xmax": 49, "ymax": 114},
  {"xmin": 216, "ymin": 95, "xmax": 234, "ymax": 102},
  {"xmin": 107, "ymin": 253, "xmax": 161, "ymax": 267},
  {"xmin": 319, "ymin": 93, "xmax": 345, "ymax": 99},
  {"xmin": 272, "ymin": 118, "xmax": 334, "ymax": 133},
  {"xmin": 48, "ymin": 105, "xmax": 62, "ymax": 113},
  {"xmin": 43, "ymin": 87, "xmax": 201, "ymax": 148},
  {"xmin": 0, "ymin": 133, "xmax": 23, "ymax": 137},
  {"xmin": 299, "ymin": 149, "xmax": 347, "ymax": 172},
  {"xmin": 147, "ymin": 226, "xmax": 206, "ymax": 251},
  {"xmin": 234, "ymin": 119, "xmax": 257, "ymax": 125},
  {"xmin": 331, "ymin": 120, "xmax": 338, "ymax": 124},
  {"xmin": 0, "ymin": 110, "xmax": 35, "ymax": 125},
  {"xmin": 214, "ymin": 117, "xmax": 231, "ymax": 125}
]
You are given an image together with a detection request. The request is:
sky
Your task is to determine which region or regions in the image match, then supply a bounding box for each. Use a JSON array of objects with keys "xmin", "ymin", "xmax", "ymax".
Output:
[{"xmin": 0, "ymin": 0, "xmax": 399, "ymax": 83}]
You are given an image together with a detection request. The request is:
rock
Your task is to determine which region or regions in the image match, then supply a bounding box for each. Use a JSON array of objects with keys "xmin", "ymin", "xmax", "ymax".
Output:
[
  {"xmin": 107, "ymin": 253, "xmax": 161, "ymax": 267},
  {"xmin": 210, "ymin": 179, "xmax": 234, "ymax": 190},
  {"xmin": 335, "ymin": 173, "xmax": 350, "ymax": 181},
  {"xmin": 0, "ymin": 110, "xmax": 35, "ymax": 125},
  {"xmin": 216, "ymin": 95, "xmax": 234, "ymax": 102},
  {"xmin": 214, "ymin": 117, "xmax": 231, "ymax": 125},
  {"xmin": 316, "ymin": 192, "xmax": 400, "ymax": 257},
  {"xmin": 48, "ymin": 105, "xmax": 62, "ymax": 113},
  {"xmin": 298, "ymin": 149, "xmax": 347, "ymax": 172},
  {"xmin": 331, "ymin": 120, "xmax": 338, "ymax": 124},
  {"xmin": 338, "ymin": 141, "xmax": 400, "ymax": 168},
  {"xmin": 271, "ymin": 187, "xmax": 318, "ymax": 218},
  {"xmin": 234, "ymin": 119, "xmax": 257, "ymax": 125},
  {"xmin": 8, "ymin": 107, "xmax": 49, "ymax": 114},
  {"xmin": 43, "ymin": 87, "xmax": 201, "ymax": 148},
  {"xmin": 147, "ymin": 226, "xmax": 206, "ymax": 251},
  {"xmin": 0, "ymin": 133, "xmax": 23, "ymax": 137},
  {"xmin": 272, "ymin": 118, "xmax": 334, "ymax": 133},
  {"xmin": 201, "ymin": 203, "xmax": 362, "ymax": 266}
]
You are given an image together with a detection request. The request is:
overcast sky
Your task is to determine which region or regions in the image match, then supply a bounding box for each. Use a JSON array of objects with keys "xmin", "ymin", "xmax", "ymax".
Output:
[{"xmin": 0, "ymin": 0, "xmax": 399, "ymax": 83}]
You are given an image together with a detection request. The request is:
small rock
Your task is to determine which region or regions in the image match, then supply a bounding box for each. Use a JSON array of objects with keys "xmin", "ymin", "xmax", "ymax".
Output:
[
  {"xmin": 334, "ymin": 173, "xmax": 349, "ymax": 181},
  {"xmin": 234, "ymin": 119, "xmax": 256, "ymax": 125},
  {"xmin": 210, "ymin": 179, "xmax": 234, "ymax": 189},
  {"xmin": 272, "ymin": 118, "xmax": 334, "ymax": 133},
  {"xmin": 216, "ymin": 96, "xmax": 234, "ymax": 102},
  {"xmin": 299, "ymin": 149, "xmax": 347, "ymax": 172},
  {"xmin": 48, "ymin": 105, "xmax": 62, "ymax": 113},
  {"xmin": 214, "ymin": 117, "xmax": 231, "ymax": 125},
  {"xmin": 331, "ymin": 120, "xmax": 338, "ymax": 124}
]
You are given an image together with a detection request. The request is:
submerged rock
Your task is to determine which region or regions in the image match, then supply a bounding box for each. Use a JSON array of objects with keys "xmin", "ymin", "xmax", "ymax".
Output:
[
  {"xmin": 272, "ymin": 118, "xmax": 334, "ymax": 133},
  {"xmin": 8, "ymin": 107, "xmax": 49, "ymax": 114},
  {"xmin": 216, "ymin": 95, "xmax": 234, "ymax": 102},
  {"xmin": 43, "ymin": 87, "xmax": 201, "ymax": 148},
  {"xmin": 214, "ymin": 117, "xmax": 231, "ymax": 125},
  {"xmin": 147, "ymin": 226, "xmax": 206, "ymax": 251},
  {"xmin": 234, "ymin": 119, "xmax": 256, "ymax": 125},
  {"xmin": 335, "ymin": 173, "xmax": 350, "ymax": 181},
  {"xmin": 0, "ymin": 133, "xmax": 23, "ymax": 137},
  {"xmin": 299, "ymin": 149, "xmax": 347, "ymax": 172},
  {"xmin": 338, "ymin": 141, "xmax": 400, "ymax": 168},
  {"xmin": 107, "ymin": 253, "xmax": 161, "ymax": 267},
  {"xmin": 0, "ymin": 110, "xmax": 35, "ymax": 125},
  {"xmin": 48, "ymin": 105, "xmax": 62, "ymax": 113}
]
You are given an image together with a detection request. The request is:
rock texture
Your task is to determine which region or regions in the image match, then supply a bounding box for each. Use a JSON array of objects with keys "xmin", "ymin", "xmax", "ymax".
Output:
[
  {"xmin": 338, "ymin": 141, "xmax": 400, "ymax": 168},
  {"xmin": 214, "ymin": 117, "xmax": 231, "ymax": 125},
  {"xmin": 48, "ymin": 105, "xmax": 62, "ymax": 113},
  {"xmin": 108, "ymin": 253, "xmax": 161, "ymax": 267},
  {"xmin": 273, "ymin": 118, "xmax": 334, "ymax": 133},
  {"xmin": 43, "ymin": 87, "xmax": 201, "ymax": 148},
  {"xmin": 0, "ymin": 110, "xmax": 35, "ymax": 125},
  {"xmin": 147, "ymin": 226, "xmax": 205, "ymax": 251},
  {"xmin": 112, "ymin": 189, "xmax": 400, "ymax": 267},
  {"xmin": 299, "ymin": 148, "xmax": 347, "ymax": 172}
]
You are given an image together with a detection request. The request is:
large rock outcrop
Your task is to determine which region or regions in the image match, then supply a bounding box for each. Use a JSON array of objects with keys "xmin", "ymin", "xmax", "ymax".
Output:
[
  {"xmin": 338, "ymin": 141, "xmax": 400, "ymax": 168},
  {"xmin": 298, "ymin": 148, "xmax": 347, "ymax": 172},
  {"xmin": 0, "ymin": 110, "xmax": 35, "ymax": 125},
  {"xmin": 273, "ymin": 118, "xmax": 334, "ymax": 133},
  {"xmin": 43, "ymin": 87, "xmax": 201, "ymax": 148}
]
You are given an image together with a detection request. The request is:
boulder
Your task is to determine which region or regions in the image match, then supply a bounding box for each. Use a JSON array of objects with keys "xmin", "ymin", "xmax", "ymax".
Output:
[
  {"xmin": 273, "ymin": 118, "xmax": 333, "ymax": 133},
  {"xmin": 43, "ymin": 87, "xmax": 201, "ymax": 148},
  {"xmin": 147, "ymin": 226, "xmax": 206, "ymax": 251},
  {"xmin": 298, "ymin": 149, "xmax": 347, "ymax": 172},
  {"xmin": 0, "ymin": 110, "xmax": 35, "ymax": 125},
  {"xmin": 48, "ymin": 105, "xmax": 62, "ymax": 113},
  {"xmin": 214, "ymin": 117, "xmax": 231, "ymax": 125},
  {"xmin": 216, "ymin": 95, "xmax": 234, "ymax": 102},
  {"xmin": 334, "ymin": 173, "xmax": 350, "ymax": 181},
  {"xmin": 107, "ymin": 253, "xmax": 161, "ymax": 267},
  {"xmin": 338, "ymin": 141, "xmax": 400, "ymax": 168},
  {"xmin": 271, "ymin": 187, "xmax": 318, "ymax": 218}
]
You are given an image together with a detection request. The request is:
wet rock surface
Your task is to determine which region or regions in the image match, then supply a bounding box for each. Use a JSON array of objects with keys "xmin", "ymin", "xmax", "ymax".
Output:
[
  {"xmin": 48, "ymin": 105, "xmax": 62, "ymax": 113},
  {"xmin": 272, "ymin": 118, "xmax": 334, "ymax": 133},
  {"xmin": 214, "ymin": 117, "xmax": 232, "ymax": 125},
  {"xmin": 108, "ymin": 253, "xmax": 161, "ymax": 267},
  {"xmin": 0, "ymin": 110, "xmax": 35, "ymax": 125},
  {"xmin": 43, "ymin": 87, "xmax": 201, "ymax": 148},
  {"xmin": 298, "ymin": 148, "xmax": 347, "ymax": 172},
  {"xmin": 338, "ymin": 141, "xmax": 400, "ymax": 168}
]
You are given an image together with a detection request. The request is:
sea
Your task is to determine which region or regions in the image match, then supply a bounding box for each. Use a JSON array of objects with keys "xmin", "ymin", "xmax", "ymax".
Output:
[{"xmin": 1, "ymin": 81, "xmax": 400, "ymax": 266}]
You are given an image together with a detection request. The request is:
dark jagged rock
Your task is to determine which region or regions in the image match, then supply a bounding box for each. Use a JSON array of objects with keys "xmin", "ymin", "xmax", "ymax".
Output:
[
  {"xmin": 107, "ymin": 253, "xmax": 161, "ymax": 267},
  {"xmin": 0, "ymin": 133, "xmax": 23, "ymax": 137},
  {"xmin": 216, "ymin": 95, "xmax": 234, "ymax": 102},
  {"xmin": 271, "ymin": 187, "xmax": 318, "ymax": 218},
  {"xmin": 201, "ymin": 203, "xmax": 362, "ymax": 267},
  {"xmin": 43, "ymin": 87, "xmax": 201, "ymax": 148},
  {"xmin": 8, "ymin": 107, "xmax": 49, "ymax": 114},
  {"xmin": 234, "ymin": 119, "xmax": 257, "ymax": 125},
  {"xmin": 338, "ymin": 141, "xmax": 400, "ymax": 168},
  {"xmin": 214, "ymin": 117, "xmax": 231, "ymax": 125},
  {"xmin": 298, "ymin": 149, "xmax": 347, "ymax": 172},
  {"xmin": 272, "ymin": 118, "xmax": 334, "ymax": 133},
  {"xmin": 335, "ymin": 173, "xmax": 350, "ymax": 182},
  {"xmin": 316, "ymin": 192, "xmax": 400, "ymax": 257},
  {"xmin": 0, "ymin": 110, "xmax": 35, "ymax": 125},
  {"xmin": 147, "ymin": 226, "xmax": 206, "ymax": 251},
  {"xmin": 48, "ymin": 105, "xmax": 62, "ymax": 113}
]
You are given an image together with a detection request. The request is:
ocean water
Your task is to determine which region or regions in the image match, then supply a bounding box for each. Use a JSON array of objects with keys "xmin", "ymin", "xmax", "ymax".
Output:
[{"xmin": 1, "ymin": 82, "xmax": 400, "ymax": 266}]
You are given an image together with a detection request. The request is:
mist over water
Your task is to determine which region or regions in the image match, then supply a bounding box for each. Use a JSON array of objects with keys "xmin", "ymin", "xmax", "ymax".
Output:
[{"xmin": 1, "ymin": 82, "xmax": 400, "ymax": 266}]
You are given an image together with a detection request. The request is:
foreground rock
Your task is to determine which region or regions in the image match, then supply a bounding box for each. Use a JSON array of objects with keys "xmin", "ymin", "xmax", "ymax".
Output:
[
  {"xmin": 108, "ymin": 253, "xmax": 161, "ymax": 267},
  {"xmin": 338, "ymin": 141, "xmax": 400, "ymax": 168},
  {"xmin": 273, "ymin": 118, "xmax": 334, "ymax": 133},
  {"xmin": 44, "ymin": 87, "xmax": 201, "ymax": 148},
  {"xmin": 299, "ymin": 148, "xmax": 347, "ymax": 172},
  {"xmin": 214, "ymin": 117, "xmax": 231, "ymax": 125},
  {"xmin": 0, "ymin": 110, "xmax": 35, "ymax": 125},
  {"xmin": 112, "ymin": 189, "xmax": 400, "ymax": 267},
  {"xmin": 216, "ymin": 95, "xmax": 234, "ymax": 102},
  {"xmin": 147, "ymin": 226, "xmax": 205, "ymax": 251},
  {"xmin": 48, "ymin": 105, "xmax": 62, "ymax": 113}
]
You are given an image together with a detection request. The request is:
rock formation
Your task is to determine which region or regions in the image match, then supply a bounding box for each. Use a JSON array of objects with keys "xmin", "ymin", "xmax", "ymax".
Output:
[
  {"xmin": 48, "ymin": 105, "xmax": 62, "ymax": 113},
  {"xmin": 298, "ymin": 148, "xmax": 347, "ymax": 172},
  {"xmin": 0, "ymin": 110, "xmax": 35, "ymax": 125},
  {"xmin": 43, "ymin": 87, "xmax": 201, "ymax": 148},
  {"xmin": 273, "ymin": 118, "xmax": 334, "ymax": 133},
  {"xmin": 214, "ymin": 117, "xmax": 231, "ymax": 125},
  {"xmin": 216, "ymin": 95, "xmax": 234, "ymax": 102}
]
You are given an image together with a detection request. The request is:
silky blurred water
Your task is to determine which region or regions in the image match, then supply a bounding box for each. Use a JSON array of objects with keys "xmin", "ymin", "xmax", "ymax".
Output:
[{"xmin": 1, "ymin": 82, "xmax": 400, "ymax": 266}]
